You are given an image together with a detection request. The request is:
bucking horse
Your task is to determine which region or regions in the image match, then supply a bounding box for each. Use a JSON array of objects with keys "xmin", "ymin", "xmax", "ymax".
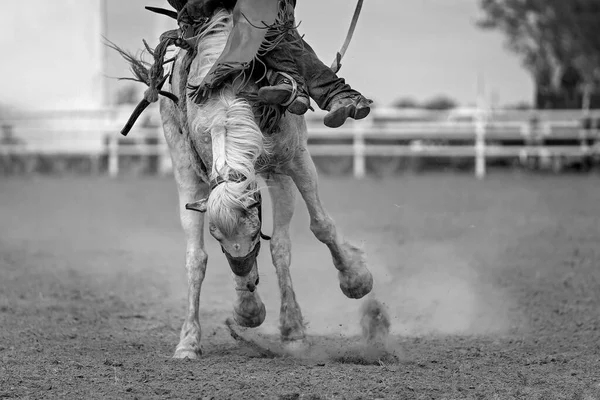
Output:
[{"xmin": 111, "ymin": 0, "xmax": 374, "ymax": 358}]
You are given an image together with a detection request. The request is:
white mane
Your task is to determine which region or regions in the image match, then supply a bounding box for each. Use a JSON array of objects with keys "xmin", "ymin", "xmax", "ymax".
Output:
[{"xmin": 188, "ymin": 9, "xmax": 267, "ymax": 236}]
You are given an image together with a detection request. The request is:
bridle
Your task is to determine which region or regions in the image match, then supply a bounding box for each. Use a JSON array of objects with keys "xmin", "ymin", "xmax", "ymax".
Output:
[{"xmin": 211, "ymin": 176, "xmax": 271, "ymax": 277}]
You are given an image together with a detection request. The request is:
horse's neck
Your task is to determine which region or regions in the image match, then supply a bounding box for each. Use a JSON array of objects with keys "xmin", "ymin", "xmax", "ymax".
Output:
[{"xmin": 168, "ymin": 10, "xmax": 304, "ymax": 178}]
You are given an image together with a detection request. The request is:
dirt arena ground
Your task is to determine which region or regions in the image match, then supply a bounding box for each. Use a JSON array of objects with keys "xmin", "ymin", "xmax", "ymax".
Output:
[{"xmin": 1, "ymin": 173, "xmax": 600, "ymax": 399}]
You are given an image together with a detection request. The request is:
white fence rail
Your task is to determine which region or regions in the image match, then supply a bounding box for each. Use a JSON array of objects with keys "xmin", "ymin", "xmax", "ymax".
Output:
[{"xmin": 1, "ymin": 107, "xmax": 600, "ymax": 178}]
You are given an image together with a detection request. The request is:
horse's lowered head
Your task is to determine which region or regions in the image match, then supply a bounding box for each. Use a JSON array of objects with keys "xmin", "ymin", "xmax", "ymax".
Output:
[
  {"xmin": 187, "ymin": 178, "xmax": 268, "ymax": 327},
  {"xmin": 186, "ymin": 178, "xmax": 269, "ymax": 288}
]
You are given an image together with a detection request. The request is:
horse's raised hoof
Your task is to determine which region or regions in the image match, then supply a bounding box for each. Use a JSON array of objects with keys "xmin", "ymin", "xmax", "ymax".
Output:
[
  {"xmin": 173, "ymin": 347, "xmax": 201, "ymax": 360},
  {"xmin": 233, "ymin": 300, "xmax": 266, "ymax": 328},
  {"xmin": 339, "ymin": 268, "xmax": 374, "ymax": 299}
]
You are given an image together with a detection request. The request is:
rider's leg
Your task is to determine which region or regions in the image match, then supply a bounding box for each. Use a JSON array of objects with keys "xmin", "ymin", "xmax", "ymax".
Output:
[
  {"xmin": 257, "ymin": 0, "xmax": 310, "ymax": 115},
  {"xmin": 292, "ymin": 33, "xmax": 372, "ymax": 128},
  {"xmin": 257, "ymin": 46, "xmax": 311, "ymax": 115},
  {"xmin": 258, "ymin": 0, "xmax": 372, "ymax": 128}
]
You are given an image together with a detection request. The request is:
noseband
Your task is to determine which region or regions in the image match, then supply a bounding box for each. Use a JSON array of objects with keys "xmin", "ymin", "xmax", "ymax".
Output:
[{"xmin": 211, "ymin": 176, "xmax": 271, "ymax": 276}]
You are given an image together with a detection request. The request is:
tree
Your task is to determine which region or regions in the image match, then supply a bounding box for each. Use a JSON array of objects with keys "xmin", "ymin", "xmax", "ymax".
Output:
[
  {"xmin": 391, "ymin": 97, "xmax": 420, "ymax": 109},
  {"xmin": 114, "ymin": 84, "xmax": 139, "ymax": 105},
  {"xmin": 504, "ymin": 101, "xmax": 533, "ymax": 110},
  {"xmin": 477, "ymin": 0, "xmax": 600, "ymax": 88},
  {"xmin": 422, "ymin": 95, "xmax": 458, "ymax": 110}
]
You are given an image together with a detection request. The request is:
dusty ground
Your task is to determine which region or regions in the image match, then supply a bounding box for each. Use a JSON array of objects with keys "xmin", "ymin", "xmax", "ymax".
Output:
[{"xmin": 1, "ymin": 173, "xmax": 600, "ymax": 399}]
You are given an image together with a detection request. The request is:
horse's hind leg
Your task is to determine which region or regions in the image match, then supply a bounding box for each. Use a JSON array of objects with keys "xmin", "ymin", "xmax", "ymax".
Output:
[
  {"xmin": 160, "ymin": 101, "xmax": 209, "ymax": 359},
  {"xmin": 265, "ymin": 174, "xmax": 307, "ymax": 345},
  {"xmin": 288, "ymin": 149, "xmax": 373, "ymax": 299}
]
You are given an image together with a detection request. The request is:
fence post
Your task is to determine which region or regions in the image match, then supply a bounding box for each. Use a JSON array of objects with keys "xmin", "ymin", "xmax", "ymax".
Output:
[
  {"xmin": 352, "ymin": 121, "xmax": 366, "ymax": 179},
  {"xmin": 474, "ymin": 108, "xmax": 487, "ymax": 179},
  {"xmin": 108, "ymin": 134, "xmax": 119, "ymax": 177},
  {"xmin": 519, "ymin": 121, "xmax": 531, "ymax": 166},
  {"xmin": 580, "ymin": 105, "xmax": 590, "ymax": 156}
]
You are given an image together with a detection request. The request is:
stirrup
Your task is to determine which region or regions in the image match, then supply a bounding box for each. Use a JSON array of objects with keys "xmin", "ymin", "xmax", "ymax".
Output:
[{"xmin": 269, "ymin": 71, "xmax": 298, "ymax": 107}]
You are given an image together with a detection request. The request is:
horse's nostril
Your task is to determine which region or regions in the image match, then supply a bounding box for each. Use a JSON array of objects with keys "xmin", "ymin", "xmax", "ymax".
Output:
[
  {"xmin": 255, "ymin": 277, "xmax": 260, "ymax": 285},
  {"xmin": 246, "ymin": 283, "xmax": 256, "ymax": 292}
]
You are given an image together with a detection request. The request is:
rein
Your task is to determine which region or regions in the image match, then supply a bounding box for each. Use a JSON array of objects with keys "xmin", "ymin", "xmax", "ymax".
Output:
[{"xmin": 330, "ymin": 0, "xmax": 364, "ymax": 74}]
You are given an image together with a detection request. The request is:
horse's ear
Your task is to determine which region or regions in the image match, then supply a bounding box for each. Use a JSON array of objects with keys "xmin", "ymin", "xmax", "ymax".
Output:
[{"xmin": 185, "ymin": 199, "xmax": 208, "ymax": 213}]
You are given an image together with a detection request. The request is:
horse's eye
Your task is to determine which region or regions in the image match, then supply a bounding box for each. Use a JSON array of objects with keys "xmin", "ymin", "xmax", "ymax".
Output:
[{"xmin": 209, "ymin": 224, "xmax": 221, "ymax": 239}]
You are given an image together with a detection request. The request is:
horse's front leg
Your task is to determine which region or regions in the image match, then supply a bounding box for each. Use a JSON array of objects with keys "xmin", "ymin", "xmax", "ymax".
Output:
[
  {"xmin": 265, "ymin": 173, "xmax": 307, "ymax": 346},
  {"xmin": 160, "ymin": 101, "xmax": 209, "ymax": 359},
  {"xmin": 174, "ymin": 177, "xmax": 209, "ymax": 359},
  {"xmin": 287, "ymin": 148, "xmax": 373, "ymax": 299}
]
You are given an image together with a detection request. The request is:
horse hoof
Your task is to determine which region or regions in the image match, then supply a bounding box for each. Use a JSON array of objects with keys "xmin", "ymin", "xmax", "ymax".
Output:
[
  {"xmin": 173, "ymin": 347, "xmax": 201, "ymax": 359},
  {"xmin": 339, "ymin": 269, "xmax": 373, "ymax": 299},
  {"xmin": 233, "ymin": 301, "xmax": 266, "ymax": 328}
]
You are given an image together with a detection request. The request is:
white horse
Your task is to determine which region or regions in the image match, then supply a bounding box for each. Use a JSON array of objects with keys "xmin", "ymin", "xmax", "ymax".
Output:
[{"xmin": 158, "ymin": 9, "xmax": 373, "ymax": 358}]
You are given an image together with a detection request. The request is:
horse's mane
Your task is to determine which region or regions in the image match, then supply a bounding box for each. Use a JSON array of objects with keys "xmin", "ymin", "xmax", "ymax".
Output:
[{"xmin": 187, "ymin": 9, "xmax": 270, "ymax": 236}]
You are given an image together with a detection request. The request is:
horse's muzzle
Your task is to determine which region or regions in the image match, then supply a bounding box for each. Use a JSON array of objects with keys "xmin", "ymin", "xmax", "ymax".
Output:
[{"xmin": 223, "ymin": 241, "xmax": 261, "ymax": 277}]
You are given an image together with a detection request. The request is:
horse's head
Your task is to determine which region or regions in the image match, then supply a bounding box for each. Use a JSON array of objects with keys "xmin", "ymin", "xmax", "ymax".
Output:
[{"xmin": 186, "ymin": 180, "xmax": 268, "ymax": 289}]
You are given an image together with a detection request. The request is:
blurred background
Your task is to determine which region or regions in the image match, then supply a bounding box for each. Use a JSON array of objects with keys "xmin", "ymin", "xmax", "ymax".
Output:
[{"xmin": 1, "ymin": 0, "xmax": 599, "ymax": 176}]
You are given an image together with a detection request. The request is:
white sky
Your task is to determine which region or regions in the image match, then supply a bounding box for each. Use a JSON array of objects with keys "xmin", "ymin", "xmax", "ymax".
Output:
[
  {"xmin": 1, "ymin": 0, "xmax": 534, "ymax": 110},
  {"xmin": 107, "ymin": 0, "xmax": 533, "ymax": 107}
]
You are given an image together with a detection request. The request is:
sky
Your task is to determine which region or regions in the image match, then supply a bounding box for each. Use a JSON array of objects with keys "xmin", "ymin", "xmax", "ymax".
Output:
[
  {"xmin": 0, "ymin": 0, "xmax": 527, "ymax": 111},
  {"xmin": 106, "ymin": 0, "xmax": 534, "ymax": 108},
  {"xmin": 1, "ymin": 2, "xmax": 106, "ymax": 110}
]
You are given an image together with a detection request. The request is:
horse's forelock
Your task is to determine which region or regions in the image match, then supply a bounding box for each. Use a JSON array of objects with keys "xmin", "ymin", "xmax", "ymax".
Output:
[
  {"xmin": 207, "ymin": 181, "xmax": 257, "ymax": 237},
  {"xmin": 187, "ymin": 8, "xmax": 267, "ymax": 239}
]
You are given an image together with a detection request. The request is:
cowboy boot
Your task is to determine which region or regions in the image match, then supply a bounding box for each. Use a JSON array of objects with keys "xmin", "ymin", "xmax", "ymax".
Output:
[
  {"xmin": 257, "ymin": 72, "xmax": 310, "ymax": 115},
  {"xmin": 324, "ymin": 94, "xmax": 373, "ymax": 128}
]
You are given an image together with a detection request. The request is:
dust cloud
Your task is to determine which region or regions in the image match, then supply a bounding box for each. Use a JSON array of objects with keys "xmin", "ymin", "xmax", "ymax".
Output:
[
  {"xmin": 255, "ymin": 240, "xmax": 513, "ymax": 341},
  {"xmin": 227, "ymin": 237, "xmax": 516, "ymax": 364}
]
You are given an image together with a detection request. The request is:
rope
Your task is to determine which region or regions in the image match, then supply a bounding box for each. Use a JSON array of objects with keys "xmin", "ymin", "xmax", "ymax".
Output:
[{"xmin": 330, "ymin": 0, "xmax": 364, "ymax": 73}]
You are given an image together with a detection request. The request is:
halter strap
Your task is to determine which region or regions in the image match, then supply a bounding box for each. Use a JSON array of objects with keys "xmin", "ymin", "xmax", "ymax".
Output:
[{"xmin": 209, "ymin": 174, "xmax": 245, "ymax": 191}]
